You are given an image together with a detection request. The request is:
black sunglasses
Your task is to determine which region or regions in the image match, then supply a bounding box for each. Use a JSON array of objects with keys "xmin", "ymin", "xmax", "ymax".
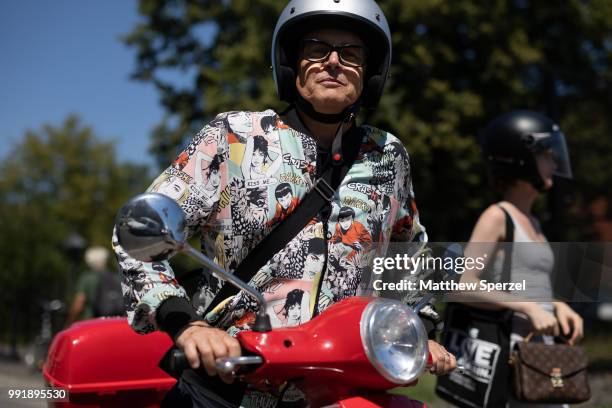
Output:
[{"xmin": 300, "ymin": 38, "xmax": 368, "ymax": 68}]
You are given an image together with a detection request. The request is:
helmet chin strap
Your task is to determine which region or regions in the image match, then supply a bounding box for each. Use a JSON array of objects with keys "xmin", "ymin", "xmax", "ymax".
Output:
[
  {"xmin": 294, "ymin": 95, "xmax": 362, "ymax": 167},
  {"xmin": 295, "ymin": 94, "xmax": 361, "ymax": 125}
]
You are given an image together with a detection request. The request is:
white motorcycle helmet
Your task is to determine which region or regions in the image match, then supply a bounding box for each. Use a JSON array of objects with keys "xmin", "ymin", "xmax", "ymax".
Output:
[{"xmin": 272, "ymin": 0, "xmax": 392, "ymax": 114}]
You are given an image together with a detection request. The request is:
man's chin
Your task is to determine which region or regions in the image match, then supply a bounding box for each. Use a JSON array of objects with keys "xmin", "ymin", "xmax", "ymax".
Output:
[{"xmin": 311, "ymin": 97, "xmax": 355, "ymax": 114}]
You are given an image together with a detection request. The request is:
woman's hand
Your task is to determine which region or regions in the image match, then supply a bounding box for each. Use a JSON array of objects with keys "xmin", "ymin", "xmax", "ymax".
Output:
[
  {"xmin": 427, "ymin": 340, "xmax": 457, "ymax": 375},
  {"xmin": 175, "ymin": 321, "xmax": 241, "ymax": 384},
  {"xmin": 554, "ymin": 302, "xmax": 584, "ymax": 345},
  {"xmin": 522, "ymin": 303, "xmax": 559, "ymax": 337}
]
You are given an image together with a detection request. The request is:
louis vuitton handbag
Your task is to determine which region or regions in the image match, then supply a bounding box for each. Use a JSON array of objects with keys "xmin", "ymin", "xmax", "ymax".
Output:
[{"xmin": 510, "ymin": 333, "xmax": 591, "ymax": 404}]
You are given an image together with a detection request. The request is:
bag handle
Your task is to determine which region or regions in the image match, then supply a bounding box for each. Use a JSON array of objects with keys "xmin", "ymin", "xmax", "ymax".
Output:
[{"xmin": 523, "ymin": 331, "xmax": 571, "ymax": 344}]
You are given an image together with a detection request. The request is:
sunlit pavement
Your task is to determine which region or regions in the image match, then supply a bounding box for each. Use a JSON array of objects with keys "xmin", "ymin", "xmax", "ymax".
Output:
[{"xmin": 0, "ymin": 357, "xmax": 46, "ymax": 408}]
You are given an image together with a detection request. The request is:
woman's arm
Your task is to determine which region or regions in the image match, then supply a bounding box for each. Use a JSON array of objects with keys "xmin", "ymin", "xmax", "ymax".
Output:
[{"xmin": 452, "ymin": 205, "xmax": 534, "ymax": 314}]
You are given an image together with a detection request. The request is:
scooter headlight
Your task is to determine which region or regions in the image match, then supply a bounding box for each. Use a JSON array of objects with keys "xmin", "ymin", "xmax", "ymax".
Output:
[{"xmin": 360, "ymin": 299, "xmax": 428, "ymax": 384}]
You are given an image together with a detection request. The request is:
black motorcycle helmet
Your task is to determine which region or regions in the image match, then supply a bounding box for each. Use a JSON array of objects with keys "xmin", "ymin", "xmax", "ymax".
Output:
[{"xmin": 480, "ymin": 110, "xmax": 572, "ymax": 191}]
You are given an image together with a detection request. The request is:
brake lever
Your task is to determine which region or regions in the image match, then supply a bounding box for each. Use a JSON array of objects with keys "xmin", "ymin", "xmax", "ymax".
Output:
[
  {"xmin": 426, "ymin": 352, "xmax": 465, "ymax": 373},
  {"xmin": 215, "ymin": 356, "xmax": 264, "ymax": 376}
]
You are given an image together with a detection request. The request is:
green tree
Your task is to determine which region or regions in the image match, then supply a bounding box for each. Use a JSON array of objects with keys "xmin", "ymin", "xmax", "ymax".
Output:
[
  {"xmin": 0, "ymin": 115, "xmax": 149, "ymax": 343},
  {"xmin": 124, "ymin": 0, "xmax": 612, "ymax": 241}
]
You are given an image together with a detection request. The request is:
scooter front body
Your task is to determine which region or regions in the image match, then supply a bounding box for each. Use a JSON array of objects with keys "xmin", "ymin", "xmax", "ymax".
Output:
[{"xmin": 238, "ymin": 297, "xmax": 425, "ymax": 407}]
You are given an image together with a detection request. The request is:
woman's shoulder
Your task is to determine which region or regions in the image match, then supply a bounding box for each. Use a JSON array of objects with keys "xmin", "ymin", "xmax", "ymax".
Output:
[
  {"xmin": 470, "ymin": 204, "xmax": 508, "ymax": 242},
  {"xmin": 480, "ymin": 203, "xmax": 508, "ymax": 225}
]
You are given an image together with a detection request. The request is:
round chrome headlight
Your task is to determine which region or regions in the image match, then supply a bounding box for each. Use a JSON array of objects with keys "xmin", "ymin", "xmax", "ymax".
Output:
[{"xmin": 360, "ymin": 299, "xmax": 429, "ymax": 384}]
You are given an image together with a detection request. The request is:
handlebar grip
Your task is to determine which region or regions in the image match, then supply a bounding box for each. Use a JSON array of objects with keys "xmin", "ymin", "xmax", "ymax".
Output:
[
  {"xmin": 167, "ymin": 349, "xmax": 263, "ymax": 376},
  {"xmin": 169, "ymin": 349, "xmax": 191, "ymax": 372}
]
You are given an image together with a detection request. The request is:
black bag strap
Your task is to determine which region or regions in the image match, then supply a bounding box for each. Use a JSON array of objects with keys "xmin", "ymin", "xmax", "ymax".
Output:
[
  {"xmin": 497, "ymin": 204, "xmax": 514, "ymax": 284},
  {"xmin": 203, "ymin": 125, "xmax": 363, "ymax": 316}
]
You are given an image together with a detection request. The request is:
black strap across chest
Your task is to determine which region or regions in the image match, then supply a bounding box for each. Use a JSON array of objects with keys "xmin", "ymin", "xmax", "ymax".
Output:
[{"xmin": 497, "ymin": 205, "xmax": 515, "ymax": 284}]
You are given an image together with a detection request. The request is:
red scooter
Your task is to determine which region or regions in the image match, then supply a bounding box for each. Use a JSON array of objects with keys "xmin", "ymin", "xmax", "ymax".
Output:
[{"xmin": 44, "ymin": 193, "xmax": 432, "ymax": 407}]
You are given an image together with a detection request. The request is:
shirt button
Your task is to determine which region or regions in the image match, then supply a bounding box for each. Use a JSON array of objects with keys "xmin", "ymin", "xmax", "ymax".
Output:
[{"xmin": 326, "ymin": 231, "xmax": 332, "ymax": 239}]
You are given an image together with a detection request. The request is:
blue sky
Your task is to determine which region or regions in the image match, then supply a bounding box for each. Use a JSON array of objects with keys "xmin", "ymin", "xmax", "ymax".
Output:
[{"xmin": 0, "ymin": 1, "xmax": 191, "ymax": 168}]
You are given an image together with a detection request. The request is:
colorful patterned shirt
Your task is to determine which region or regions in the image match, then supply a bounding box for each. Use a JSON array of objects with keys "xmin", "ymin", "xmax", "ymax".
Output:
[
  {"xmin": 113, "ymin": 107, "xmax": 428, "ymax": 330},
  {"xmin": 112, "ymin": 108, "xmax": 431, "ymax": 407}
]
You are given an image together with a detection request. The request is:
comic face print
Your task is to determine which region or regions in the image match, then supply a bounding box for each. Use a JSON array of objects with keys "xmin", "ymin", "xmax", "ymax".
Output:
[
  {"xmin": 287, "ymin": 304, "xmax": 301, "ymax": 324},
  {"xmin": 228, "ymin": 112, "xmax": 253, "ymax": 135},
  {"xmin": 242, "ymin": 134, "xmax": 283, "ymax": 182},
  {"xmin": 339, "ymin": 216, "xmax": 353, "ymax": 232},
  {"xmin": 278, "ymin": 192, "xmax": 293, "ymax": 210},
  {"xmin": 279, "ymin": 288, "xmax": 309, "ymax": 327},
  {"xmin": 154, "ymin": 175, "xmax": 188, "ymax": 201},
  {"xmin": 252, "ymin": 148, "xmax": 265, "ymax": 168},
  {"xmin": 207, "ymin": 168, "xmax": 221, "ymax": 191},
  {"xmin": 303, "ymin": 252, "xmax": 324, "ymax": 280}
]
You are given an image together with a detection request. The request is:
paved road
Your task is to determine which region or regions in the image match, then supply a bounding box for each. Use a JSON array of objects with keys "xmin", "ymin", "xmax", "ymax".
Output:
[{"xmin": 0, "ymin": 358, "xmax": 46, "ymax": 408}]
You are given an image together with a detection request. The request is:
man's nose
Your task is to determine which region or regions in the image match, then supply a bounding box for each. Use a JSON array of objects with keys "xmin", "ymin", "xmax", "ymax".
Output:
[{"xmin": 325, "ymin": 51, "xmax": 341, "ymax": 67}]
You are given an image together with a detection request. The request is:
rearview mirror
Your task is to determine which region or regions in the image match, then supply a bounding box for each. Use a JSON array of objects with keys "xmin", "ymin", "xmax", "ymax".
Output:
[{"xmin": 115, "ymin": 192, "xmax": 187, "ymax": 262}]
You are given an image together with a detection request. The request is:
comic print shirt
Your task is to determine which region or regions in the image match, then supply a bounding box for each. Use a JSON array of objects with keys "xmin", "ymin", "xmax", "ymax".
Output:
[{"xmin": 112, "ymin": 109, "xmax": 427, "ymax": 337}]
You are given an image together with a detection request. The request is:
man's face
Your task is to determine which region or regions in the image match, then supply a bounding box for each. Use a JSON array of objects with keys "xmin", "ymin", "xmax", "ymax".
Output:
[
  {"xmin": 339, "ymin": 215, "xmax": 353, "ymax": 231},
  {"xmin": 228, "ymin": 112, "xmax": 253, "ymax": 134},
  {"xmin": 295, "ymin": 28, "xmax": 365, "ymax": 115},
  {"xmin": 278, "ymin": 192, "xmax": 293, "ymax": 209}
]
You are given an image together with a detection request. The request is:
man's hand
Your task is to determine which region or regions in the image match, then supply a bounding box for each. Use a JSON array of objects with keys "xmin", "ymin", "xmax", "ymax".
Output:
[
  {"xmin": 175, "ymin": 321, "xmax": 241, "ymax": 384},
  {"xmin": 427, "ymin": 340, "xmax": 457, "ymax": 375},
  {"xmin": 554, "ymin": 302, "xmax": 584, "ymax": 345}
]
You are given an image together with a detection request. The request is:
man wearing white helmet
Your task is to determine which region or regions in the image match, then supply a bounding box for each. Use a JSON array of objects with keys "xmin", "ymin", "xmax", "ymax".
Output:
[{"xmin": 113, "ymin": 1, "xmax": 456, "ymax": 406}]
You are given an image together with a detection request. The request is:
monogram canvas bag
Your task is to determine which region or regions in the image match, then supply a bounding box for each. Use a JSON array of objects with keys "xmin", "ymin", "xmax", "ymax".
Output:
[{"xmin": 510, "ymin": 333, "xmax": 591, "ymax": 404}]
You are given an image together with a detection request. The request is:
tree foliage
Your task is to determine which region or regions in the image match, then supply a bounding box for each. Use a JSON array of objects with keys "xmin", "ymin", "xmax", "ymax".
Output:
[
  {"xmin": 124, "ymin": 0, "xmax": 612, "ymax": 241},
  {"xmin": 0, "ymin": 116, "xmax": 149, "ymax": 340}
]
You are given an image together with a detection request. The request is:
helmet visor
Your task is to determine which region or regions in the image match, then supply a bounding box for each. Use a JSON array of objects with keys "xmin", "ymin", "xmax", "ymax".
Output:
[{"xmin": 529, "ymin": 132, "xmax": 573, "ymax": 179}]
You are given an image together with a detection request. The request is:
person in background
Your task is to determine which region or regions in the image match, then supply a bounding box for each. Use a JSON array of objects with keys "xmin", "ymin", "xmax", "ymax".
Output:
[
  {"xmin": 65, "ymin": 246, "xmax": 123, "ymax": 326},
  {"xmin": 459, "ymin": 110, "xmax": 584, "ymax": 407}
]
